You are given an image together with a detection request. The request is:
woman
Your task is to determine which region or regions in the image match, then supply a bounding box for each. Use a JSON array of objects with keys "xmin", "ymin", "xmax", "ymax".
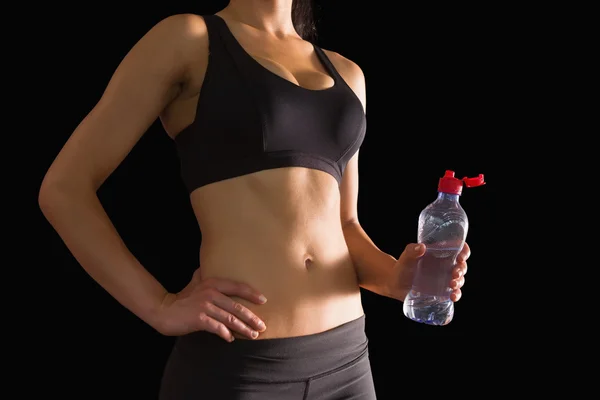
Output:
[{"xmin": 38, "ymin": 0, "xmax": 470, "ymax": 398}]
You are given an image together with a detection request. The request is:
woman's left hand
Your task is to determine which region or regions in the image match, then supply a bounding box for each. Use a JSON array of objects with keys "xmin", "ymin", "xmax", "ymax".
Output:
[{"xmin": 387, "ymin": 242, "xmax": 470, "ymax": 301}]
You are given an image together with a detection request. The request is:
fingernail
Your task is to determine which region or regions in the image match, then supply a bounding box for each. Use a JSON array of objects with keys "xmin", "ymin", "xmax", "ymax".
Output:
[
  {"xmin": 251, "ymin": 331, "xmax": 259, "ymax": 338},
  {"xmin": 414, "ymin": 245, "xmax": 423, "ymax": 252},
  {"xmin": 258, "ymin": 321, "xmax": 266, "ymax": 329},
  {"xmin": 259, "ymin": 295, "xmax": 267, "ymax": 303}
]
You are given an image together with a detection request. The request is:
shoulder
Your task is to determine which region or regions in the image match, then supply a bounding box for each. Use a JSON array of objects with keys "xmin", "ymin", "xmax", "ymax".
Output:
[
  {"xmin": 321, "ymin": 49, "xmax": 364, "ymax": 81},
  {"xmin": 322, "ymin": 49, "xmax": 366, "ymax": 109},
  {"xmin": 128, "ymin": 13, "xmax": 210, "ymax": 66},
  {"xmin": 145, "ymin": 13, "xmax": 209, "ymax": 45},
  {"xmin": 142, "ymin": 14, "xmax": 212, "ymax": 86}
]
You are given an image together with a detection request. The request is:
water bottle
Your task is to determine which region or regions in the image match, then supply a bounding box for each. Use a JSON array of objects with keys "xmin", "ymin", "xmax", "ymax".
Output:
[{"xmin": 403, "ymin": 170, "xmax": 485, "ymax": 326}]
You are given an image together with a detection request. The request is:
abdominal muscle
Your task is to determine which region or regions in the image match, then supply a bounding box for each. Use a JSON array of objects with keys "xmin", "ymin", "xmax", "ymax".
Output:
[{"xmin": 189, "ymin": 167, "xmax": 364, "ymax": 339}]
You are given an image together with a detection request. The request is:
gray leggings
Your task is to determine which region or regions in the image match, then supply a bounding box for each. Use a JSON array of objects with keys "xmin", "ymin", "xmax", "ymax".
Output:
[{"xmin": 159, "ymin": 314, "xmax": 377, "ymax": 399}]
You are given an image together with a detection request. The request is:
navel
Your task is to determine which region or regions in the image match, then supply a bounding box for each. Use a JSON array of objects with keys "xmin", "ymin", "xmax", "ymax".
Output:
[{"xmin": 304, "ymin": 256, "xmax": 314, "ymax": 270}]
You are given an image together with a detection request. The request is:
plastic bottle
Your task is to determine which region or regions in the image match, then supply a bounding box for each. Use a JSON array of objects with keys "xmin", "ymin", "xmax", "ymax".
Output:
[{"xmin": 403, "ymin": 170, "xmax": 485, "ymax": 326}]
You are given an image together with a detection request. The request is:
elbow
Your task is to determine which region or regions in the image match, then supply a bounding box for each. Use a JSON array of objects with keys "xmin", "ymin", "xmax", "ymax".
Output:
[
  {"xmin": 38, "ymin": 176, "xmax": 55, "ymax": 209},
  {"xmin": 38, "ymin": 178, "xmax": 65, "ymax": 217},
  {"xmin": 38, "ymin": 173, "xmax": 89, "ymax": 217},
  {"xmin": 39, "ymin": 166, "xmax": 64, "ymax": 208},
  {"xmin": 341, "ymin": 217, "xmax": 360, "ymax": 231}
]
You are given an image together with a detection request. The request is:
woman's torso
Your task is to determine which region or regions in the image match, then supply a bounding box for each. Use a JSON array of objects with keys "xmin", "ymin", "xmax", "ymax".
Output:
[{"xmin": 160, "ymin": 13, "xmax": 366, "ymax": 339}]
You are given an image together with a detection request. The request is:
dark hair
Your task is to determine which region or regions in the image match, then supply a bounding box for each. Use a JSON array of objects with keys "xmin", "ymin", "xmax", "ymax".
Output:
[{"xmin": 292, "ymin": 0, "xmax": 317, "ymax": 41}]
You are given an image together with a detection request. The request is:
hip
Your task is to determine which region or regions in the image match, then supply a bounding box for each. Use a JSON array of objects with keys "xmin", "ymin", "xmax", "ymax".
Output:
[{"xmin": 159, "ymin": 314, "xmax": 376, "ymax": 399}]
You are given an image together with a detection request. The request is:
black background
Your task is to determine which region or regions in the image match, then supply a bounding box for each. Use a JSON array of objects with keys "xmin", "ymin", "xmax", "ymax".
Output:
[{"xmin": 32, "ymin": 1, "xmax": 513, "ymax": 398}]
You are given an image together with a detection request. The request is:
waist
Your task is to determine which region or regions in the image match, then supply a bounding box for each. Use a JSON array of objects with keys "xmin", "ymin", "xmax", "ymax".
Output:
[{"xmin": 198, "ymin": 229, "xmax": 363, "ymax": 338}]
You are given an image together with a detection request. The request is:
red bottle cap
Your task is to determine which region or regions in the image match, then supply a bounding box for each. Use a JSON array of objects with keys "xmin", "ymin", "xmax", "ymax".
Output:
[{"xmin": 438, "ymin": 170, "xmax": 486, "ymax": 195}]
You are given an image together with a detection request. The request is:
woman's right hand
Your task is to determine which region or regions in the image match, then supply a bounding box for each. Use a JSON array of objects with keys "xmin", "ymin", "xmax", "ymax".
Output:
[{"xmin": 156, "ymin": 268, "xmax": 267, "ymax": 341}]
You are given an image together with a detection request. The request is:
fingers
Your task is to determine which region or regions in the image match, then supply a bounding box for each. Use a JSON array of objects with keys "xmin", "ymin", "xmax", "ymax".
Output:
[
  {"xmin": 450, "ymin": 261, "xmax": 467, "ymax": 302},
  {"xmin": 196, "ymin": 294, "xmax": 267, "ymax": 342},
  {"xmin": 452, "ymin": 261, "xmax": 468, "ymax": 278},
  {"xmin": 450, "ymin": 289, "xmax": 462, "ymax": 302},
  {"xmin": 400, "ymin": 243, "xmax": 426, "ymax": 260},
  {"xmin": 197, "ymin": 312, "xmax": 236, "ymax": 342},
  {"xmin": 212, "ymin": 294, "xmax": 266, "ymax": 337},
  {"xmin": 195, "ymin": 278, "xmax": 267, "ymax": 341},
  {"xmin": 199, "ymin": 299, "xmax": 261, "ymax": 340},
  {"xmin": 450, "ymin": 275, "xmax": 465, "ymax": 290},
  {"xmin": 209, "ymin": 278, "xmax": 268, "ymax": 305},
  {"xmin": 458, "ymin": 242, "xmax": 471, "ymax": 262}
]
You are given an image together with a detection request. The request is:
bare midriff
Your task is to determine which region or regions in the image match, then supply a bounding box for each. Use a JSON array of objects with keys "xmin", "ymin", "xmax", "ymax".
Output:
[{"xmin": 189, "ymin": 166, "xmax": 364, "ymax": 339}]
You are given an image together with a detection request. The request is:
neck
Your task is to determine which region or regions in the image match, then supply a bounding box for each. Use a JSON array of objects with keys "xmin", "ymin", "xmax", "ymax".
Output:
[
  {"xmin": 223, "ymin": 0, "xmax": 297, "ymax": 37},
  {"xmin": 437, "ymin": 192, "xmax": 460, "ymax": 202}
]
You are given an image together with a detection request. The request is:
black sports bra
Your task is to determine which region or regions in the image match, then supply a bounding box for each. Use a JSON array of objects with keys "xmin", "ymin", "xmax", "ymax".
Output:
[{"xmin": 174, "ymin": 15, "xmax": 367, "ymax": 193}]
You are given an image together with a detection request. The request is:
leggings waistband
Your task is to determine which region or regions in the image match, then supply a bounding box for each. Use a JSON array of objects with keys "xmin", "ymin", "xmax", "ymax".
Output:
[{"xmin": 172, "ymin": 314, "xmax": 368, "ymax": 382}]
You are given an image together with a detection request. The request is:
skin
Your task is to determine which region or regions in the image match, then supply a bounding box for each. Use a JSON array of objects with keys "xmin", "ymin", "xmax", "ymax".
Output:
[{"xmin": 39, "ymin": 0, "xmax": 469, "ymax": 343}]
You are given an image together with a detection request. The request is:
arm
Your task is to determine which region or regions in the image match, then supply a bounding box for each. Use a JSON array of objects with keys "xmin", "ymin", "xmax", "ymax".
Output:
[
  {"xmin": 38, "ymin": 14, "xmax": 207, "ymax": 331},
  {"xmin": 342, "ymin": 157, "xmax": 469, "ymax": 301},
  {"xmin": 334, "ymin": 55, "xmax": 469, "ymax": 301},
  {"xmin": 327, "ymin": 53, "xmax": 398, "ymax": 297},
  {"xmin": 340, "ymin": 153, "xmax": 397, "ymax": 297}
]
